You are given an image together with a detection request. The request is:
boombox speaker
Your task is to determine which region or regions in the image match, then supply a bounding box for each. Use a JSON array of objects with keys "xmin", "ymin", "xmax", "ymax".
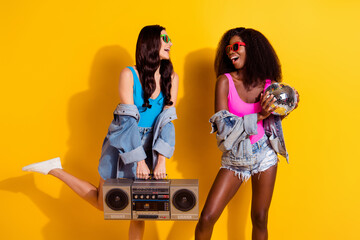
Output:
[
  {"xmin": 103, "ymin": 179, "xmax": 199, "ymax": 220},
  {"xmin": 103, "ymin": 179, "xmax": 132, "ymax": 220},
  {"xmin": 170, "ymin": 179, "xmax": 199, "ymax": 220}
]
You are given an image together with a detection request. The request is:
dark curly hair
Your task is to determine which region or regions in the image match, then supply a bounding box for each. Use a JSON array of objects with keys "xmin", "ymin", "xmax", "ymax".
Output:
[
  {"xmin": 215, "ymin": 27, "xmax": 282, "ymax": 89},
  {"xmin": 135, "ymin": 25, "xmax": 173, "ymax": 108}
]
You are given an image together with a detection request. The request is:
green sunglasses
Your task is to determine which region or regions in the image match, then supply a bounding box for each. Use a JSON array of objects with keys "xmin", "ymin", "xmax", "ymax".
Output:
[{"xmin": 160, "ymin": 34, "xmax": 171, "ymax": 43}]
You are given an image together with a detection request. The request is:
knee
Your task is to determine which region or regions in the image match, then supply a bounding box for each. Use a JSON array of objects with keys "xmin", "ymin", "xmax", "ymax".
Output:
[
  {"xmin": 130, "ymin": 220, "xmax": 145, "ymax": 229},
  {"xmin": 251, "ymin": 210, "xmax": 269, "ymax": 230},
  {"xmin": 198, "ymin": 210, "xmax": 218, "ymax": 228}
]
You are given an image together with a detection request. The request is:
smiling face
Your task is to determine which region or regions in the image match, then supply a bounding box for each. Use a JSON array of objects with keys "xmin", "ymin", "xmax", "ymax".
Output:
[
  {"xmin": 227, "ymin": 35, "xmax": 246, "ymax": 69},
  {"xmin": 159, "ymin": 30, "xmax": 172, "ymax": 60}
]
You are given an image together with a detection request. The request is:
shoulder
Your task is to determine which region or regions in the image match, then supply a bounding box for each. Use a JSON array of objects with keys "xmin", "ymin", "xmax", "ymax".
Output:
[
  {"xmin": 119, "ymin": 67, "xmax": 135, "ymax": 85},
  {"xmin": 215, "ymin": 74, "xmax": 230, "ymax": 111},
  {"xmin": 120, "ymin": 67, "xmax": 133, "ymax": 78},
  {"xmin": 216, "ymin": 74, "xmax": 229, "ymax": 88}
]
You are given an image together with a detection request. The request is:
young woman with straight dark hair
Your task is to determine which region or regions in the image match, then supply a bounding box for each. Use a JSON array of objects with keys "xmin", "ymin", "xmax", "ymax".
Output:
[
  {"xmin": 23, "ymin": 25, "xmax": 179, "ymax": 240},
  {"xmin": 195, "ymin": 27, "xmax": 299, "ymax": 240}
]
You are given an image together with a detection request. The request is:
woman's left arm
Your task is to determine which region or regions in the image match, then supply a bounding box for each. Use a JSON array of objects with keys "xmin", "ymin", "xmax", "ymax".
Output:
[
  {"xmin": 153, "ymin": 122, "xmax": 176, "ymax": 179},
  {"xmin": 154, "ymin": 154, "xmax": 167, "ymax": 179},
  {"xmin": 154, "ymin": 72, "xmax": 179, "ymax": 179}
]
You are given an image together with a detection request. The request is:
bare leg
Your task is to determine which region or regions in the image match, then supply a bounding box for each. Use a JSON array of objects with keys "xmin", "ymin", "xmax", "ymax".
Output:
[
  {"xmin": 49, "ymin": 169, "xmax": 105, "ymax": 210},
  {"xmin": 129, "ymin": 220, "xmax": 145, "ymax": 240},
  {"xmin": 49, "ymin": 169, "xmax": 146, "ymax": 239},
  {"xmin": 251, "ymin": 165, "xmax": 277, "ymax": 240},
  {"xmin": 195, "ymin": 169, "xmax": 243, "ymax": 240}
]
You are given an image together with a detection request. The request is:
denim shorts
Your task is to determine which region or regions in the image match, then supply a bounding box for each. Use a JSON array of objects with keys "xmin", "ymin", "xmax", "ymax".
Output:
[
  {"xmin": 98, "ymin": 126, "xmax": 154, "ymax": 179},
  {"xmin": 221, "ymin": 134, "xmax": 278, "ymax": 182}
]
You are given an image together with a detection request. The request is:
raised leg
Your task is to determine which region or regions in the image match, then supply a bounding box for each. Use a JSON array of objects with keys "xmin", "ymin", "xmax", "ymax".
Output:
[
  {"xmin": 49, "ymin": 168, "xmax": 105, "ymax": 210},
  {"xmin": 23, "ymin": 158, "xmax": 105, "ymax": 210}
]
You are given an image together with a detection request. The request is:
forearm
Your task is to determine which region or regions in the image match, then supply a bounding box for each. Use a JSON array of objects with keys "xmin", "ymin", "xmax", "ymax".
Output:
[
  {"xmin": 157, "ymin": 154, "xmax": 166, "ymax": 163},
  {"xmin": 153, "ymin": 154, "xmax": 167, "ymax": 179}
]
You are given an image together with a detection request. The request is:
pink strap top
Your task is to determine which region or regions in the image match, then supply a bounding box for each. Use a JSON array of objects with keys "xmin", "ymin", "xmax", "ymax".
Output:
[{"xmin": 226, "ymin": 73, "xmax": 272, "ymax": 144}]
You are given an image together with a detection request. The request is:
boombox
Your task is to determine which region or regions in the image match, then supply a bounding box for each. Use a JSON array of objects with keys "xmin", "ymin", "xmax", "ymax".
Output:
[{"xmin": 103, "ymin": 179, "xmax": 199, "ymax": 220}]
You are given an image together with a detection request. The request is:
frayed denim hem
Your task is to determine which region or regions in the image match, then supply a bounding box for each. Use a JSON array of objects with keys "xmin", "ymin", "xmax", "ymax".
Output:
[
  {"xmin": 220, "ymin": 166, "xmax": 252, "ymax": 182},
  {"xmin": 220, "ymin": 158, "xmax": 278, "ymax": 182},
  {"xmin": 250, "ymin": 158, "xmax": 279, "ymax": 180}
]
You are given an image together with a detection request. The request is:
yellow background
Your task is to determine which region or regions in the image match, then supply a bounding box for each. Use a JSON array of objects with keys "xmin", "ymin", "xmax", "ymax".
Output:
[{"xmin": 1, "ymin": 0, "xmax": 359, "ymax": 239}]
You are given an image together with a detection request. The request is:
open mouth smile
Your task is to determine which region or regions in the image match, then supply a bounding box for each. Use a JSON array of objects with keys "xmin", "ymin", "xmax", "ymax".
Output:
[{"xmin": 231, "ymin": 56, "xmax": 239, "ymax": 63}]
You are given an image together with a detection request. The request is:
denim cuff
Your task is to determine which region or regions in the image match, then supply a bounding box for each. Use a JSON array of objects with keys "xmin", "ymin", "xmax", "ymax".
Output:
[
  {"xmin": 119, "ymin": 145, "xmax": 147, "ymax": 164},
  {"xmin": 244, "ymin": 113, "xmax": 258, "ymax": 135},
  {"xmin": 153, "ymin": 138, "xmax": 175, "ymax": 159},
  {"xmin": 268, "ymin": 135, "xmax": 289, "ymax": 163}
]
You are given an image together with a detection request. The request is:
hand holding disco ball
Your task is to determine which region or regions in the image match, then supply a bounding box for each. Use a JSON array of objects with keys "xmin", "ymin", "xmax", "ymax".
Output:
[{"xmin": 264, "ymin": 83, "xmax": 298, "ymax": 116}]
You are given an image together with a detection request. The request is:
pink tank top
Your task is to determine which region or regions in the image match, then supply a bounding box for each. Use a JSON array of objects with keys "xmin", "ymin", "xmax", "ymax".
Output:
[{"xmin": 226, "ymin": 73, "xmax": 272, "ymax": 144}]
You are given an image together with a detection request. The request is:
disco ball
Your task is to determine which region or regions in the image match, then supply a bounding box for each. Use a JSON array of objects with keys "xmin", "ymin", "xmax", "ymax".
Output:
[{"xmin": 265, "ymin": 83, "xmax": 297, "ymax": 116}]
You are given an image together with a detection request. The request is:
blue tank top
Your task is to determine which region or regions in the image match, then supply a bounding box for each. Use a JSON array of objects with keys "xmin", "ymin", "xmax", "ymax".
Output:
[{"xmin": 127, "ymin": 66, "xmax": 164, "ymax": 127}]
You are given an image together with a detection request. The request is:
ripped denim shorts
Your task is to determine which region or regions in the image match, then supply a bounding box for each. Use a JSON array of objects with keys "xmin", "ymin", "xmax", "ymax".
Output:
[{"xmin": 221, "ymin": 134, "xmax": 278, "ymax": 182}]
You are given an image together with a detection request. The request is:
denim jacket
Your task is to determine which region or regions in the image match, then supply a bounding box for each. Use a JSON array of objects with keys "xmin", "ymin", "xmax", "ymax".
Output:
[
  {"xmin": 209, "ymin": 110, "xmax": 289, "ymax": 167},
  {"xmin": 263, "ymin": 113, "xmax": 289, "ymax": 161},
  {"xmin": 98, "ymin": 104, "xmax": 176, "ymax": 180},
  {"xmin": 151, "ymin": 106, "xmax": 177, "ymax": 168}
]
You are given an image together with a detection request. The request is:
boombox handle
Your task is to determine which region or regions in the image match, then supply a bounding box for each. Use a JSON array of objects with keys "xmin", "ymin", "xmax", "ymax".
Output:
[{"xmin": 134, "ymin": 174, "xmax": 168, "ymax": 181}]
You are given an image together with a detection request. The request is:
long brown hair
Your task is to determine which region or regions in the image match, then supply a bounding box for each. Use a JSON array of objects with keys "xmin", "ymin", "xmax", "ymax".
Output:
[{"xmin": 135, "ymin": 25, "xmax": 173, "ymax": 108}]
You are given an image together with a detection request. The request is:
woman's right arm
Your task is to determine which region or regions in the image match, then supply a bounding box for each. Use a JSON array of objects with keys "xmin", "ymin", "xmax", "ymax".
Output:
[
  {"xmin": 118, "ymin": 67, "xmax": 150, "ymax": 179},
  {"xmin": 212, "ymin": 74, "xmax": 257, "ymax": 150},
  {"xmin": 118, "ymin": 68, "xmax": 134, "ymax": 105},
  {"xmin": 215, "ymin": 75, "xmax": 229, "ymax": 112}
]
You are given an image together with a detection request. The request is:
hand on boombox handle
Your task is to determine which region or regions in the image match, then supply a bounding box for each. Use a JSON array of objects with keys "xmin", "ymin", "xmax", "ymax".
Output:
[
  {"xmin": 149, "ymin": 173, "xmax": 168, "ymax": 180},
  {"xmin": 135, "ymin": 174, "xmax": 168, "ymax": 180}
]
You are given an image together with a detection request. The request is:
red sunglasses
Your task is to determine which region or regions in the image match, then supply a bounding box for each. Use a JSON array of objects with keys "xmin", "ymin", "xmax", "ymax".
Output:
[{"xmin": 226, "ymin": 42, "xmax": 246, "ymax": 54}]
